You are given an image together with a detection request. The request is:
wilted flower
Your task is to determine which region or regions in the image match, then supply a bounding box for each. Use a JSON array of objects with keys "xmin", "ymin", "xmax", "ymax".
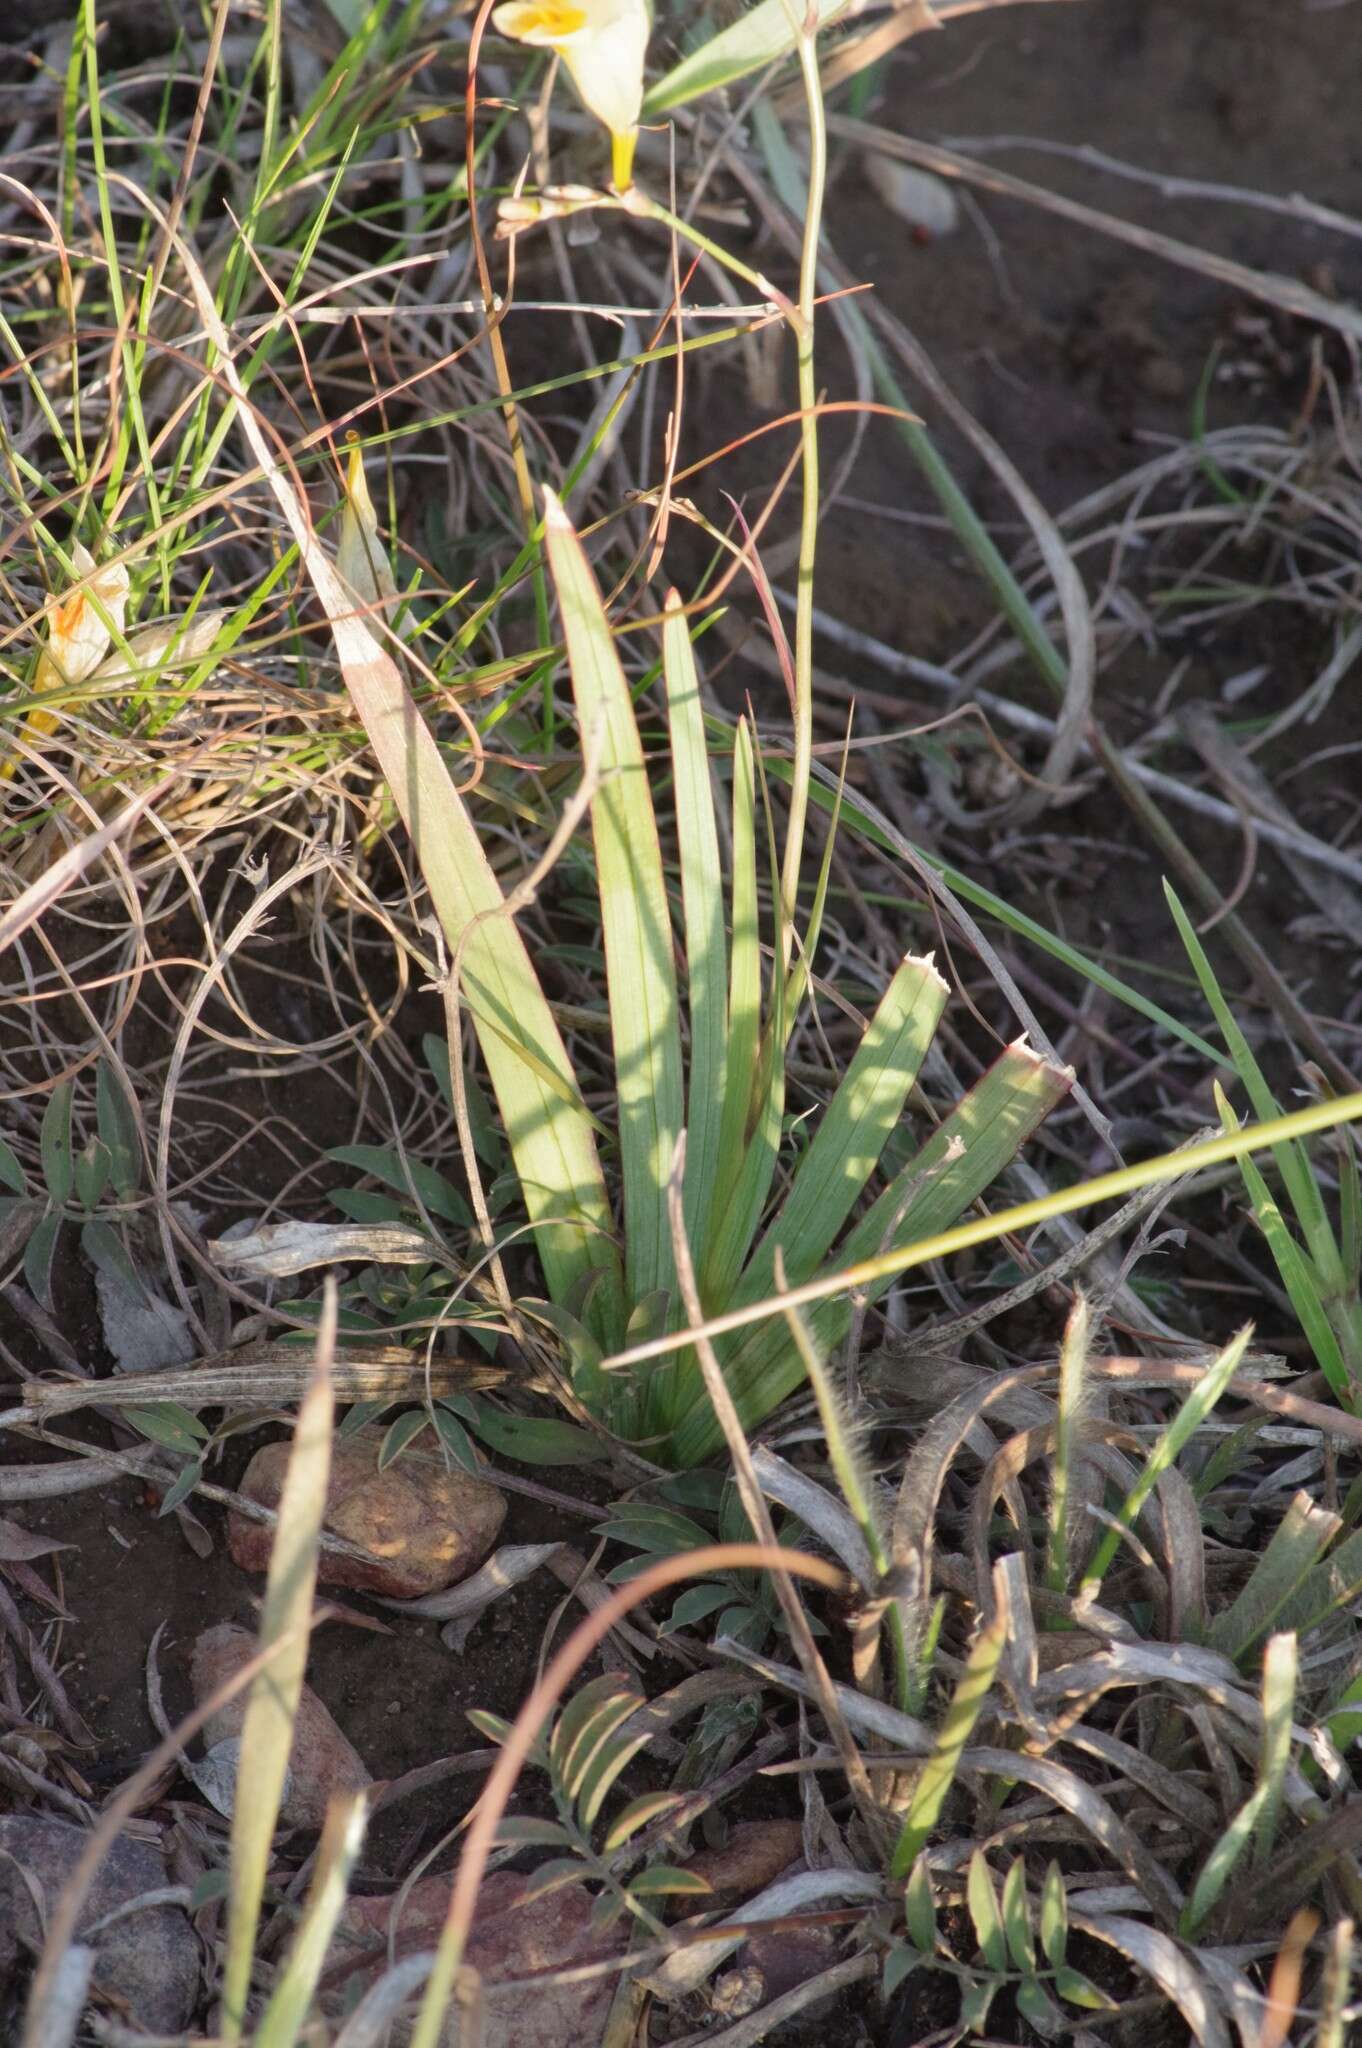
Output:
[
  {"xmin": 493, "ymin": 0, "xmax": 650, "ymax": 191},
  {"xmin": 336, "ymin": 440, "xmax": 398, "ymax": 614},
  {"xmin": 2, "ymin": 541, "xmax": 130, "ymax": 781}
]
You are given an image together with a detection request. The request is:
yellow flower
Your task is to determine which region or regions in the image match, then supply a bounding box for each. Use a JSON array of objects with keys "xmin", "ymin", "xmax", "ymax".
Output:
[
  {"xmin": 336, "ymin": 440, "xmax": 398, "ymax": 614},
  {"xmin": 2, "ymin": 541, "xmax": 130, "ymax": 781},
  {"xmin": 493, "ymin": 0, "xmax": 650, "ymax": 190}
]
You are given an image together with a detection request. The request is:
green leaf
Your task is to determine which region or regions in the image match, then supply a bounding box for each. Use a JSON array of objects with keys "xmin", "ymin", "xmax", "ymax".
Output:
[
  {"xmin": 700, "ymin": 715, "xmax": 762, "ymax": 1306},
  {"xmin": 1181, "ymin": 1632, "xmax": 1296, "ymax": 1933},
  {"xmin": 1054, "ymin": 1965, "xmax": 1116, "ymax": 2011},
  {"xmin": 327, "ymin": 1144, "xmax": 471, "ymax": 1227},
  {"xmin": 663, "ymin": 592, "xmax": 728, "ymax": 1273},
  {"xmin": 545, "ymin": 487, "xmax": 684, "ymax": 1310},
  {"xmin": 22, "ymin": 1210, "xmax": 61, "ymax": 1310},
  {"xmin": 519, "ymin": 1857, "xmax": 591, "ymax": 1905},
  {"xmin": 662, "ymin": 1582, "xmax": 733, "ymax": 1634},
  {"xmin": 1208, "ymin": 1491, "xmax": 1338, "ymax": 1661},
  {"xmin": 495, "ymin": 1817, "xmax": 575, "ymax": 1849},
  {"xmin": 73, "ymin": 1136, "xmax": 112, "ymax": 1211},
  {"xmin": 123, "ymin": 1404, "xmax": 210, "ymax": 1456},
  {"xmin": 1001, "ymin": 1858, "xmax": 1035, "ymax": 1973},
  {"xmin": 81, "ymin": 1218, "xmax": 149, "ymax": 1303},
  {"xmin": 601, "ymin": 1504, "xmax": 714, "ymax": 1552},
  {"xmin": 40, "ymin": 1079, "xmax": 74, "ymax": 1208},
  {"xmin": 1082, "ymin": 1324, "xmax": 1250, "ymax": 1592},
  {"xmin": 379, "ymin": 1410, "xmax": 430, "ymax": 1468},
  {"xmin": 675, "ymin": 1038, "xmax": 1070, "ymax": 1466},
  {"xmin": 432, "ymin": 1404, "xmax": 481, "ymax": 1473},
  {"xmin": 958, "ymin": 1973, "xmax": 999, "ymax": 2035},
  {"xmin": 1168, "ymin": 883, "xmax": 1339, "ymax": 1280},
  {"xmin": 741, "ymin": 952, "xmax": 947, "ymax": 1298},
  {"xmin": 1039, "ymin": 1863, "xmax": 1067, "ymax": 1971},
  {"xmin": 602, "ymin": 1791, "xmax": 687, "ymax": 1851},
  {"xmin": 903, "ymin": 1856, "xmax": 936, "ymax": 1954},
  {"xmin": 628, "ymin": 1866, "xmax": 712, "ymax": 1899},
  {"xmin": 968, "ymin": 1852, "xmax": 1007, "ymax": 1974},
  {"xmin": 95, "ymin": 1061, "xmax": 141, "ymax": 1197},
  {"xmin": 466, "ymin": 1708, "xmax": 515, "ymax": 1747},
  {"xmin": 642, "ymin": 0, "xmax": 852, "ymax": 116},
  {"xmin": 1216, "ymin": 1085, "xmax": 1350, "ymax": 1398},
  {"xmin": 882, "ymin": 1943, "xmax": 922, "ymax": 2000},
  {"xmin": 329, "ymin": 1187, "xmax": 407, "ymax": 1226},
  {"xmin": 156, "ymin": 1460, "xmax": 204, "ymax": 1518},
  {"xmin": 1016, "ymin": 1976, "xmax": 1064, "ymax": 2035},
  {"xmin": 890, "ymin": 1619, "xmax": 1005, "ymax": 1878},
  {"xmin": 468, "ymin": 1400, "xmax": 602, "ymax": 1467},
  {"xmin": 784, "ymin": 762, "xmax": 1224, "ymax": 1066},
  {"xmin": 0, "ymin": 1134, "xmax": 27, "ymax": 1195}
]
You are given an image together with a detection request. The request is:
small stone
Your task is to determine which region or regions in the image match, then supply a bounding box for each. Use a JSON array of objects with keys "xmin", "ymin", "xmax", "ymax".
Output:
[
  {"xmin": 227, "ymin": 1427, "xmax": 507, "ymax": 1599},
  {"xmin": 190, "ymin": 1623, "xmax": 371, "ymax": 1829},
  {"xmin": 326, "ymin": 1869, "xmax": 622, "ymax": 2047},
  {"xmin": 0, "ymin": 1816, "xmax": 199, "ymax": 2035},
  {"xmin": 678, "ymin": 1820, "xmax": 804, "ymax": 1915}
]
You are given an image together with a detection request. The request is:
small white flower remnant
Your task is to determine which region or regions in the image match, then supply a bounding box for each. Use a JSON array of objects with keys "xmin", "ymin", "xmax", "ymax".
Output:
[
  {"xmin": 4, "ymin": 540, "xmax": 130, "ymax": 780},
  {"xmin": 492, "ymin": 0, "xmax": 650, "ymax": 191}
]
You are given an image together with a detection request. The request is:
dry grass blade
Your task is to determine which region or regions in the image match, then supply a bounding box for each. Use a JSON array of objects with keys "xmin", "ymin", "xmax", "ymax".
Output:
[
  {"xmin": 221, "ymin": 1283, "xmax": 336, "ymax": 2039},
  {"xmin": 145, "ymin": 192, "xmax": 622, "ymax": 1335}
]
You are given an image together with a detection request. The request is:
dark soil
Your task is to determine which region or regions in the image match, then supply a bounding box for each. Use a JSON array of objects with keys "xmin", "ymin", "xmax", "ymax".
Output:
[{"xmin": 2, "ymin": 0, "xmax": 1358, "ymax": 2042}]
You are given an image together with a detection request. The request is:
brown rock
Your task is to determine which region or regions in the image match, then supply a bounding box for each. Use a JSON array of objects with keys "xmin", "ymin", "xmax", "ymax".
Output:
[
  {"xmin": 190, "ymin": 1623, "xmax": 371, "ymax": 1829},
  {"xmin": 679, "ymin": 1820, "xmax": 804, "ymax": 1914},
  {"xmin": 227, "ymin": 1428, "xmax": 507, "ymax": 1599},
  {"xmin": 729, "ymin": 1923, "xmax": 840, "ymax": 2006},
  {"xmin": 0, "ymin": 1816, "xmax": 199, "ymax": 2035},
  {"xmin": 325, "ymin": 1869, "xmax": 622, "ymax": 2047}
]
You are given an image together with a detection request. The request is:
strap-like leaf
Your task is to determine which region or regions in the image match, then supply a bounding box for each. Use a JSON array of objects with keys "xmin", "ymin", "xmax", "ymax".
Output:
[{"xmin": 544, "ymin": 490, "xmax": 684, "ymax": 1312}]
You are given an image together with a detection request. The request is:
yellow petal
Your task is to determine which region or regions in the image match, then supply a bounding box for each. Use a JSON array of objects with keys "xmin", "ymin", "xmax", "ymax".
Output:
[
  {"xmin": 337, "ymin": 443, "xmax": 398, "ymax": 610},
  {"xmin": 493, "ymin": 2, "xmax": 588, "ymax": 47}
]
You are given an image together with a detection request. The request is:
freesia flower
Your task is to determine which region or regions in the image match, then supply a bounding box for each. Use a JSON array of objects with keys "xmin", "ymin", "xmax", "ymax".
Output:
[
  {"xmin": 3, "ymin": 541, "xmax": 130, "ymax": 781},
  {"xmin": 493, "ymin": 0, "xmax": 650, "ymax": 191}
]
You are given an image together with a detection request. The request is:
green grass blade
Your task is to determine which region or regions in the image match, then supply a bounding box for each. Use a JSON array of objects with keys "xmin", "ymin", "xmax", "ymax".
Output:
[
  {"xmin": 1080, "ymin": 1326, "xmax": 1251, "ymax": 1595},
  {"xmin": 544, "ymin": 488, "xmax": 684, "ymax": 1308},
  {"xmin": 643, "ymin": 0, "xmax": 852, "ymax": 115},
  {"xmin": 253, "ymin": 1794, "xmax": 368, "ymax": 2048},
  {"xmin": 1166, "ymin": 882, "xmax": 1339, "ymax": 1280},
  {"xmin": 745, "ymin": 953, "xmax": 948, "ymax": 1297},
  {"xmin": 699, "ymin": 716, "xmax": 762, "ymax": 1302},
  {"xmin": 1271, "ymin": 1523, "xmax": 1362, "ymax": 1639},
  {"xmin": 701, "ymin": 736, "xmax": 789, "ymax": 1311},
  {"xmin": 221, "ymin": 1294, "xmax": 336, "ymax": 2039},
  {"xmin": 1181, "ymin": 1632, "xmax": 1296, "ymax": 1932},
  {"xmin": 889, "ymin": 1617, "xmax": 1006, "ymax": 1878},
  {"xmin": 1208, "ymin": 1492, "xmax": 1339, "ymax": 1662},
  {"xmin": 663, "ymin": 592, "xmax": 728, "ymax": 1270},
  {"xmin": 780, "ymin": 760, "xmax": 1224, "ymax": 1066},
  {"xmin": 672, "ymin": 1039, "xmax": 1072, "ymax": 1465},
  {"xmin": 1216, "ymin": 1085, "xmax": 1351, "ymax": 1399}
]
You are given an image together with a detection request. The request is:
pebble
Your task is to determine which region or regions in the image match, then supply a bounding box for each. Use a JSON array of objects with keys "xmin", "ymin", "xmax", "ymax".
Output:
[
  {"xmin": 190, "ymin": 1622, "xmax": 372, "ymax": 1829},
  {"xmin": 227, "ymin": 1426, "xmax": 507, "ymax": 1599},
  {"xmin": 0, "ymin": 1815, "xmax": 200, "ymax": 2035}
]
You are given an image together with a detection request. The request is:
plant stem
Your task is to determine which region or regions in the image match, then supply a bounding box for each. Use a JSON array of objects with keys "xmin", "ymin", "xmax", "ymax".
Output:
[{"xmin": 776, "ymin": 7, "xmax": 827, "ymax": 968}]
